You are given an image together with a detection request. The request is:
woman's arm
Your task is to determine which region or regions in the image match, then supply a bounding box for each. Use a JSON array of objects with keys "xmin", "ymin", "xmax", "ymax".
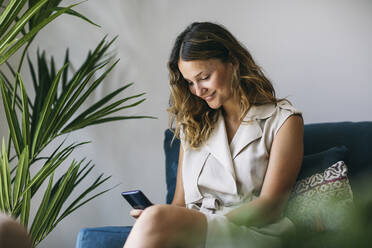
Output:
[
  {"xmin": 225, "ymin": 115, "xmax": 304, "ymax": 227},
  {"xmin": 171, "ymin": 143, "xmax": 186, "ymax": 207}
]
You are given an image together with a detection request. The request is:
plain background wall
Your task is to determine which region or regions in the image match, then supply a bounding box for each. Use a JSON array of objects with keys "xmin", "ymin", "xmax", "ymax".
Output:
[{"xmin": 0, "ymin": 0, "xmax": 371, "ymax": 247}]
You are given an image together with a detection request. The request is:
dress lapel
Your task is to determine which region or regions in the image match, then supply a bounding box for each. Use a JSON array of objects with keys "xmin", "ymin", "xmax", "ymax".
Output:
[
  {"xmin": 205, "ymin": 111, "xmax": 236, "ymax": 181},
  {"xmin": 186, "ymin": 103, "xmax": 278, "ymax": 202},
  {"xmin": 230, "ymin": 120, "xmax": 262, "ymax": 159},
  {"xmin": 230, "ymin": 103, "xmax": 276, "ymax": 159}
]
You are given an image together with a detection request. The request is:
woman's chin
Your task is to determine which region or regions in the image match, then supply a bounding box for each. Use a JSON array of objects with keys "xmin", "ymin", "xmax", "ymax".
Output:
[{"xmin": 206, "ymin": 102, "xmax": 221, "ymax": 109}]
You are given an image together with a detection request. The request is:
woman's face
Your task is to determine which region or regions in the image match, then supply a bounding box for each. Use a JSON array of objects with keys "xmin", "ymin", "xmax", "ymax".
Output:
[{"xmin": 178, "ymin": 58, "xmax": 235, "ymax": 110}]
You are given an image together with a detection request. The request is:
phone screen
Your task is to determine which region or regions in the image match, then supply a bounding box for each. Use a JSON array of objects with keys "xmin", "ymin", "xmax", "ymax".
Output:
[{"xmin": 121, "ymin": 190, "xmax": 153, "ymax": 209}]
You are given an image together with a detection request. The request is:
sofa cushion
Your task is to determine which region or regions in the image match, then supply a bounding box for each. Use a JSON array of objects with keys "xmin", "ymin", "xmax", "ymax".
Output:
[
  {"xmin": 298, "ymin": 146, "xmax": 348, "ymax": 181},
  {"xmin": 75, "ymin": 226, "xmax": 132, "ymax": 248},
  {"xmin": 164, "ymin": 129, "xmax": 180, "ymax": 204},
  {"xmin": 303, "ymin": 122, "xmax": 372, "ymax": 183},
  {"xmin": 285, "ymin": 161, "xmax": 353, "ymax": 231}
]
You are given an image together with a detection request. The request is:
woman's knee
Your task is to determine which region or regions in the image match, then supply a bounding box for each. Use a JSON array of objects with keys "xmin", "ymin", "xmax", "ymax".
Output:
[
  {"xmin": 134, "ymin": 204, "xmax": 193, "ymax": 234},
  {"xmin": 0, "ymin": 213, "xmax": 32, "ymax": 248},
  {"xmin": 136, "ymin": 204, "xmax": 207, "ymax": 235},
  {"xmin": 128, "ymin": 205, "xmax": 207, "ymax": 247},
  {"xmin": 136, "ymin": 205, "xmax": 170, "ymax": 231}
]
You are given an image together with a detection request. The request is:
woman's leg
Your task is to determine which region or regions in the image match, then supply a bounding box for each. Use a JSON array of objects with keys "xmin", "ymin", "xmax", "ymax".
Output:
[
  {"xmin": 0, "ymin": 213, "xmax": 32, "ymax": 248},
  {"xmin": 124, "ymin": 204, "xmax": 207, "ymax": 248}
]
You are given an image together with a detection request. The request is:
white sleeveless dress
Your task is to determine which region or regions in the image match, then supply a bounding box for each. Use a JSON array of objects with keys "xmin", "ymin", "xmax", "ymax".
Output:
[{"xmin": 180, "ymin": 100, "xmax": 302, "ymax": 248}]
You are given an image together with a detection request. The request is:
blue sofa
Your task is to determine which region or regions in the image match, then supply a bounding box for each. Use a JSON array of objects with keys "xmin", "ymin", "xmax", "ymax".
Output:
[{"xmin": 76, "ymin": 122, "xmax": 372, "ymax": 248}]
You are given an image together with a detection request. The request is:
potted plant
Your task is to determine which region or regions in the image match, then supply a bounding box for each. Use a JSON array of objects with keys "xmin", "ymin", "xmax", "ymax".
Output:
[{"xmin": 0, "ymin": 1, "xmax": 151, "ymax": 246}]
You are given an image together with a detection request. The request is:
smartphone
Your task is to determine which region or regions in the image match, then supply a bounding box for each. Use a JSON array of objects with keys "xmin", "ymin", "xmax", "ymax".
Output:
[{"xmin": 121, "ymin": 190, "xmax": 153, "ymax": 209}]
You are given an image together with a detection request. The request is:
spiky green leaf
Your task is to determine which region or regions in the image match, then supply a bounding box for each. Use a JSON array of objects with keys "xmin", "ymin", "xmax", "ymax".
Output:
[
  {"xmin": 0, "ymin": 78, "xmax": 23, "ymax": 156},
  {"xmin": 31, "ymin": 64, "xmax": 68, "ymax": 157},
  {"xmin": 20, "ymin": 174, "xmax": 31, "ymax": 228},
  {"xmin": 1, "ymin": 138, "xmax": 12, "ymax": 210},
  {"xmin": 55, "ymin": 7, "xmax": 100, "ymax": 27}
]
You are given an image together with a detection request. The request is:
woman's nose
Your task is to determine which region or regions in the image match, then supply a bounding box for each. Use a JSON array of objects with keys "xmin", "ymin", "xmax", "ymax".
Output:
[{"xmin": 194, "ymin": 83, "xmax": 207, "ymax": 97}]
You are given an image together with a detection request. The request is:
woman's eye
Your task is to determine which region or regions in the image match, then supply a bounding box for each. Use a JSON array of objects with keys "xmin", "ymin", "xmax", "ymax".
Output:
[
  {"xmin": 187, "ymin": 81, "xmax": 194, "ymax": 86},
  {"xmin": 201, "ymin": 75, "xmax": 210, "ymax": 80}
]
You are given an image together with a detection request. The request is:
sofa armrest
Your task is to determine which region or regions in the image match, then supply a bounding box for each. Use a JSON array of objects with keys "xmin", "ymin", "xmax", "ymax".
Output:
[{"xmin": 76, "ymin": 226, "xmax": 132, "ymax": 248}]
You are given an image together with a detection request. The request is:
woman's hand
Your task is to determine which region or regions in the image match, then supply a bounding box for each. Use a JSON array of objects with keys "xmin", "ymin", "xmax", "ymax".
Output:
[{"xmin": 130, "ymin": 209, "xmax": 144, "ymax": 219}]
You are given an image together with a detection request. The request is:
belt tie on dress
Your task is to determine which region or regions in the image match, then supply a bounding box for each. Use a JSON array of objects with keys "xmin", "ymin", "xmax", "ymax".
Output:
[{"xmin": 199, "ymin": 197, "xmax": 221, "ymax": 214}]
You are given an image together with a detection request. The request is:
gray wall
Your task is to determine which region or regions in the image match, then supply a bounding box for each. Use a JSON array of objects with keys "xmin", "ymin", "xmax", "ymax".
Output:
[{"xmin": 0, "ymin": 0, "xmax": 371, "ymax": 247}]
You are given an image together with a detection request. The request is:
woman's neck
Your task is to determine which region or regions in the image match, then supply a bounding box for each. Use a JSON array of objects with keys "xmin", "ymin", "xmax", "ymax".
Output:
[
  {"xmin": 222, "ymin": 96, "xmax": 241, "ymax": 124},
  {"xmin": 222, "ymin": 97, "xmax": 242, "ymax": 144}
]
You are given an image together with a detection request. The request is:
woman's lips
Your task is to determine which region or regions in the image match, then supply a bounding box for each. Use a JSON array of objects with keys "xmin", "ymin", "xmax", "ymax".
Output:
[{"xmin": 205, "ymin": 91, "xmax": 216, "ymax": 102}]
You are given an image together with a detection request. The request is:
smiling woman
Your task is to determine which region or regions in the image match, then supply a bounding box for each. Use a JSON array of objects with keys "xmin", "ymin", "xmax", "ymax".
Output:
[
  {"xmin": 178, "ymin": 59, "xmax": 235, "ymax": 109},
  {"xmin": 123, "ymin": 22, "xmax": 303, "ymax": 248},
  {"xmin": 168, "ymin": 22, "xmax": 280, "ymax": 149}
]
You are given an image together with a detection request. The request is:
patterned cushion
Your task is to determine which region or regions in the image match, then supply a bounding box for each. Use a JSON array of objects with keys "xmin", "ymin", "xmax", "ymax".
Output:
[{"xmin": 285, "ymin": 161, "xmax": 354, "ymax": 231}]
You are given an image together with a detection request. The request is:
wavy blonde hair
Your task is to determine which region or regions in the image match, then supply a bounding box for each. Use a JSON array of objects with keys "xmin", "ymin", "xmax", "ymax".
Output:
[{"xmin": 168, "ymin": 22, "xmax": 281, "ymax": 148}]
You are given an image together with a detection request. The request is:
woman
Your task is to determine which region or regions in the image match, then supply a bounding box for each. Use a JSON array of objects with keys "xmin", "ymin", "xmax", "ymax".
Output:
[{"xmin": 124, "ymin": 22, "xmax": 303, "ymax": 248}]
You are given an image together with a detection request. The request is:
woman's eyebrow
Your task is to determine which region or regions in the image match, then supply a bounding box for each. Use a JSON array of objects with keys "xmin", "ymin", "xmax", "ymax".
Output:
[
  {"xmin": 193, "ymin": 71, "xmax": 203, "ymax": 79},
  {"xmin": 184, "ymin": 71, "xmax": 204, "ymax": 81}
]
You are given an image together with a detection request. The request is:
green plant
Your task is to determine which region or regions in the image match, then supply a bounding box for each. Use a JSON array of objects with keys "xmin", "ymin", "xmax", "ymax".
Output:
[
  {"xmin": 0, "ymin": 0, "xmax": 98, "ymax": 66},
  {"xmin": 0, "ymin": 1, "xmax": 152, "ymax": 247}
]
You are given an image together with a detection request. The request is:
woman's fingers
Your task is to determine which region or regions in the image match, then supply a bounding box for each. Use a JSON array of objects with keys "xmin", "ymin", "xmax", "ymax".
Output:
[{"xmin": 130, "ymin": 209, "xmax": 144, "ymax": 219}]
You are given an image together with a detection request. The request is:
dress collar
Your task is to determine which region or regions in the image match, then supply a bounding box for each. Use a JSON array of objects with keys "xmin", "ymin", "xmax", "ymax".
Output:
[{"xmin": 244, "ymin": 102, "xmax": 276, "ymax": 121}]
